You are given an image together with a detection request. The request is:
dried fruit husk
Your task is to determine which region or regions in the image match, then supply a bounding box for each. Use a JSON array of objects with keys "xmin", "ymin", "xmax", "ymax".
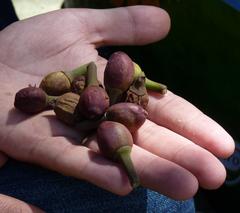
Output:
[
  {"xmin": 71, "ymin": 75, "xmax": 86, "ymax": 95},
  {"xmin": 71, "ymin": 75, "xmax": 104, "ymax": 95},
  {"xmin": 122, "ymin": 75, "xmax": 149, "ymax": 109},
  {"xmin": 54, "ymin": 92, "xmax": 80, "ymax": 125}
]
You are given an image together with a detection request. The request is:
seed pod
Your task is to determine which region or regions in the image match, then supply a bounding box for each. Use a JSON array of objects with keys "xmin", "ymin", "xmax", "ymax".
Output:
[
  {"xmin": 77, "ymin": 62, "xmax": 110, "ymax": 119},
  {"xmin": 106, "ymin": 102, "xmax": 148, "ymax": 133},
  {"xmin": 123, "ymin": 75, "xmax": 149, "ymax": 109},
  {"xmin": 134, "ymin": 63, "xmax": 167, "ymax": 94},
  {"xmin": 54, "ymin": 92, "xmax": 80, "ymax": 125},
  {"xmin": 14, "ymin": 85, "xmax": 57, "ymax": 114},
  {"xmin": 39, "ymin": 62, "xmax": 90, "ymax": 96},
  {"xmin": 97, "ymin": 121, "xmax": 140, "ymax": 188},
  {"xmin": 104, "ymin": 51, "xmax": 135, "ymax": 104},
  {"xmin": 77, "ymin": 86, "xmax": 109, "ymax": 120}
]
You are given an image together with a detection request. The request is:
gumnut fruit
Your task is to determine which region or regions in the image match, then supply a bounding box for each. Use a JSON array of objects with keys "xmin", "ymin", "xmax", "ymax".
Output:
[
  {"xmin": 97, "ymin": 121, "xmax": 140, "ymax": 188},
  {"xmin": 77, "ymin": 62, "xmax": 109, "ymax": 120},
  {"xmin": 14, "ymin": 85, "xmax": 57, "ymax": 114},
  {"xmin": 39, "ymin": 62, "xmax": 90, "ymax": 96},
  {"xmin": 104, "ymin": 51, "xmax": 135, "ymax": 104},
  {"xmin": 105, "ymin": 102, "xmax": 148, "ymax": 133}
]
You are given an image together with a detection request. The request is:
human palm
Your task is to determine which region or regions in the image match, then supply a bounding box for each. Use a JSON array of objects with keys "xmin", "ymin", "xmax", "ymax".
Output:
[{"xmin": 0, "ymin": 6, "xmax": 235, "ymax": 206}]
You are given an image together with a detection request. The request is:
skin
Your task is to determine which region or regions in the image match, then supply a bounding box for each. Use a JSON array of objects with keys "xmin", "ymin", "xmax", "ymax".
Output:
[{"xmin": 0, "ymin": 6, "xmax": 235, "ymax": 212}]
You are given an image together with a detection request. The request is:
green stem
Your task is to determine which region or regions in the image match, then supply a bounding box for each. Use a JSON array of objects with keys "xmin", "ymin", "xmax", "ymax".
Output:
[
  {"xmin": 86, "ymin": 62, "xmax": 99, "ymax": 86},
  {"xmin": 145, "ymin": 78, "xmax": 167, "ymax": 94},
  {"xmin": 65, "ymin": 62, "xmax": 91, "ymax": 82},
  {"xmin": 134, "ymin": 62, "xmax": 167, "ymax": 94},
  {"xmin": 115, "ymin": 146, "xmax": 140, "ymax": 189}
]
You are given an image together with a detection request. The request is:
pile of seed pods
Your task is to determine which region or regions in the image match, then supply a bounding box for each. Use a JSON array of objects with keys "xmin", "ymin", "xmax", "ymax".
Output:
[{"xmin": 14, "ymin": 51, "xmax": 167, "ymax": 188}]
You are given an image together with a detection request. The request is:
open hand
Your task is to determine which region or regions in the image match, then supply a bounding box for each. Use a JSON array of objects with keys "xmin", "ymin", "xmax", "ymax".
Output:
[{"xmin": 0, "ymin": 6, "xmax": 234, "ymax": 202}]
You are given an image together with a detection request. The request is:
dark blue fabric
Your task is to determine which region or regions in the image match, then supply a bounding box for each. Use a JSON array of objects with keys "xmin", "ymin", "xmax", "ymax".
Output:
[
  {"xmin": 0, "ymin": 160, "xmax": 195, "ymax": 213},
  {"xmin": 223, "ymin": 0, "xmax": 240, "ymax": 11}
]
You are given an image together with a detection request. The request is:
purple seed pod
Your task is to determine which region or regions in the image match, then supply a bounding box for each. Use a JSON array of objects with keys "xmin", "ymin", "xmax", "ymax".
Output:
[
  {"xmin": 104, "ymin": 51, "xmax": 135, "ymax": 104},
  {"xmin": 14, "ymin": 86, "xmax": 56, "ymax": 114},
  {"xmin": 106, "ymin": 102, "xmax": 148, "ymax": 133},
  {"xmin": 97, "ymin": 121, "xmax": 139, "ymax": 188},
  {"xmin": 77, "ymin": 62, "xmax": 110, "ymax": 120},
  {"xmin": 97, "ymin": 121, "xmax": 133, "ymax": 158},
  {"xmin": 77, "ymin": 86, "xmax": 109, "ymax": 120}
]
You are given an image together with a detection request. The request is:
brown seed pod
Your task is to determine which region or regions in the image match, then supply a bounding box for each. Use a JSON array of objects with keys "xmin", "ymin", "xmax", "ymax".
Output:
[
  {"xmin": 39, "ymin": 71, "xmax": 71, "ymax": 96},
  {"xmin": 39, "ymin": 63, "xmax": 90, "ymax": 96},
  {"xmin": 106, "ymin": 102, "xmax": 148, "ymax": 133}
]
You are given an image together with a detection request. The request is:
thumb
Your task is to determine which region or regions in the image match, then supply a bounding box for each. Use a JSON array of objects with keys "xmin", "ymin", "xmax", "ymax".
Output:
[{"xmin": 0, "ymin": 194, "xmax": 45, "ymax": 213}]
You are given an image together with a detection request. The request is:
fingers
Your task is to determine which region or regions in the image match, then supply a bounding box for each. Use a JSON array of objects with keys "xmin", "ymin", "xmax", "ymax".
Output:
[
  {"xmin": 131, "ymin": 145, "xmax": 198, "ymax": 200},
  {"xmin": 70, "ymin": 6, "xmax": 170, "ymax": 46},
  {"xmin": 147, "ymin": 91, "xmax": 235, "ymax": 158},
  {"xmin": 134, "ymin": 120, "xmax": 226, "ymax": 189},
  {"xmin": 82, "ymin": 136, "xmax": 198, "ymax": 200},
  {"xmin": 0, "ymin": 194, "xmax": 45, "ymax": 213},
  {"xmin": 2, "ymin": 133, "xmax": 197, "ymax": 199},
  {"xmin": 20, "ymin": 136, "xmax": 133, "ymax": 196}
]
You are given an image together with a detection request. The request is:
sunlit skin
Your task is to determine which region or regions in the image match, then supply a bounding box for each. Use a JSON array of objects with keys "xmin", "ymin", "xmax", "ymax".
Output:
[{"xmin": 0, "ymin": 6, "xmax": 235, "ymax": 212}]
